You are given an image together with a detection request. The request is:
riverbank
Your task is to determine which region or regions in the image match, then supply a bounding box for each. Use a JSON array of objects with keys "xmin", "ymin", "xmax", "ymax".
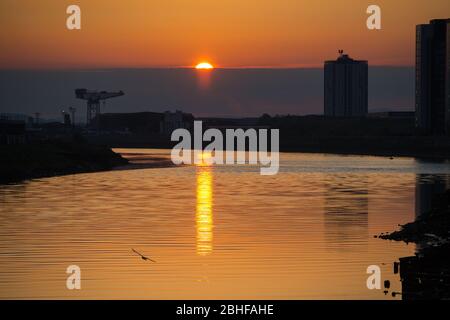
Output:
[
  {"xmin": 379, "ymin": 190, "xmax": 450, "ymax": 299},
  {"xmin": 0, "ymin": 141, "xmax": 129, "ymax": 184},
  {"xmin": 379, "ymin": 189, "xmax": 450, "ymax": 244},
  {"xmin": 85, "ymin": 133, "xmax": 450, "ymax": 160},
  {"xmin": 280, "ymin": 136, "xmax": 450, "ymax": 159},
  {"xmin": 114, "ymin": 152, "xmax": 178, "ymax": 170}
]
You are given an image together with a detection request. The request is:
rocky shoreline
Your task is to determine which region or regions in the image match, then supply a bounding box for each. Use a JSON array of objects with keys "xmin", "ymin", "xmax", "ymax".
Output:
[
  {"xmin": 379, "ymin": 190, "xmax": 450, "ymax": 244},
  {"xmin": 378, "ymin": 190, "xmax": 450, "ymax": 299}
]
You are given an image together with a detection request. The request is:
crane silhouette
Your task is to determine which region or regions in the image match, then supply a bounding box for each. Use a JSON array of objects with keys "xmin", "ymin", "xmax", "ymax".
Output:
[{"xmin": 75, "ymin": 88, "xmax": 124, "ymax": 127}]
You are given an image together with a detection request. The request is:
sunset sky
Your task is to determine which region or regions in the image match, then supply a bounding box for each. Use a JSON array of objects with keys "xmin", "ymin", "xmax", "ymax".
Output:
[{"xmin": 0, "ymin": 0, "xmax": 449, "ymax": 69}]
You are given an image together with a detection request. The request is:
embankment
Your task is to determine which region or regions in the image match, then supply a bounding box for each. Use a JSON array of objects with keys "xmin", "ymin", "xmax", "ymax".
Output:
[{"xmin": 0, "ymin": 141, "xmax": 128, "ymax": 183}]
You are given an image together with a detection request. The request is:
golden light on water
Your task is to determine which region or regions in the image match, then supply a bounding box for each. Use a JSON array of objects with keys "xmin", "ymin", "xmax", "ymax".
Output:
[
  {"xmin": 196, "ymin": 166, "xmax": 213, "ymax": 256},
  {"xmin": 0, "ymin": 150, "xmax": 421, "ymax": 299},
  {"xmin": 197, "ymin": 151, "xmax": 213, "ymax": 166}
]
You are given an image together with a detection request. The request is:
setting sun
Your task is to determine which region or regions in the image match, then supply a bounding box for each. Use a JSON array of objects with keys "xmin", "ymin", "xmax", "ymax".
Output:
[{"xmin": 195, "ymin": 62, "xmax": 214, "ymax": 70}]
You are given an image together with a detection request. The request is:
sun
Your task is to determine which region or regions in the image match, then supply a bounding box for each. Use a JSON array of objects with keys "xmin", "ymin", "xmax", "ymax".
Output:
[{"xmin": 195, "ymin": 62, "xmax": 214, "ymax": 70}]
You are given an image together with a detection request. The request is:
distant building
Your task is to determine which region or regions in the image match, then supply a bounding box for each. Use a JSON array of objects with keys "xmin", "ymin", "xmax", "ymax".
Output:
[
  {"xmin": 415, "ymin": 174, "xmax": 449, "ymax": 220},
  {"xmin": 63, "ymin": 113, "xmax": 71, "ymax": 128},
  {"xmin": 415, "ymin": 19, "xmax": 450, "ymax": 135},
  {"xmin": 324, "ymin": 51, "xmax": 368, "ymax": 117},
  {"xmin": 96, "ymin": 111, "xmax": 194, "ymax": 134},
  {"xmin": 0, "ymin": 113, "xmax": 33, "ymax": 128},
  {"xmin": 0, "ymin": 120, "xmax": 26, "ymax": 144},
  {"xmin": 368, "ymin": 111, "xmax": 415, "ymax": 120},
  {"xmin": 97, "ymin": 112, "xmax": 163, "ymax": 134},
  {"xmin": 160, "ymin": 110, "xmax": 194, "ymax": 134}
]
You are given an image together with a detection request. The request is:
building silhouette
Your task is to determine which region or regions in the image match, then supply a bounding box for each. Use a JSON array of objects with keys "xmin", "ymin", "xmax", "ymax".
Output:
[
  {"xmin": 415, "ymin": 174, "xmax": 449, "ymax": 220},
  {"xmin": 94, "ymin": 110, "xmax": 193, "ymax": 134},
  {"xmin": 324, "ymin": 51, "xmax": 368, "ymax": 117},
  {"xmin": 415, "ymin": 19, "xmax": 450, "ymax": 135},
  {"xmin": 161, "ymin": 110, "xmax": 194, "ymax": 135}
]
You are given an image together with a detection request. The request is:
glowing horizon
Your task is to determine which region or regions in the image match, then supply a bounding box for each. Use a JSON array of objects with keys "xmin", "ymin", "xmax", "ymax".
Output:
[{"xmin": 0, "ymin": 0, "xmax": 449, "ymax": 69}]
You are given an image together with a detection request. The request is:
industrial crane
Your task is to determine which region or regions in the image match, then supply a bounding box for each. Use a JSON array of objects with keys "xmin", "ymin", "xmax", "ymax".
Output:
[{"xmin": 75, "ymin": 88, "xmax": 124, "ymax": 127}]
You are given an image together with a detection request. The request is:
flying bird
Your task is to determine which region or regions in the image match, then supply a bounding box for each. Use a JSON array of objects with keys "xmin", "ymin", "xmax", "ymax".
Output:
[{"xmin": 132, "ymin": 248, "xmax": 156, "ymax": 262}]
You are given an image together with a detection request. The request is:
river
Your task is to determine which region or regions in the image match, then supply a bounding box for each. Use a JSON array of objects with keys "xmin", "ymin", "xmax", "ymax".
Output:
[{"xmin": 1, "ymin": 149, "xmax": 449, "ymax": 299}]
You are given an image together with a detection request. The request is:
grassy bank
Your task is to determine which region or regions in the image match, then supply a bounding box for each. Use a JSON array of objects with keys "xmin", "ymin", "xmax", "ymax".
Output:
[{"xmin": 0, "ymin": 141, "xmax": 128, "ymax": 183}]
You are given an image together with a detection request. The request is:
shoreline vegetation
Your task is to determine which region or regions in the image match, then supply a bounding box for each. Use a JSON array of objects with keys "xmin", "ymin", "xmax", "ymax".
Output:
[
  {"xmin": 378, "ymin": 190, "xmax": 450, "ymax": 299},
  {"xmin": 2, "ymin": 137, "xmax": 450, "ymax": 184},
  {"xmin": 2, "ymin": 114, "xmax": 450, "ymax": 183},
  {"xmin": 0, "ymin": 140, "xmax": 129, "ymax": 184},
  {"xmin": 88, "ymin": 133, "xmax": 450, "ymax": 160},
  {"xmin": 86, "ymin": 115, "xmax": 450, "ymax": 159}
]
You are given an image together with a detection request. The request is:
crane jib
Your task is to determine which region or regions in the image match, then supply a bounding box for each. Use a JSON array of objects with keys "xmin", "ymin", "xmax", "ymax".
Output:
[{"xmin": 75, "ymin": 88, "xmax": 124, "ymax": 127}]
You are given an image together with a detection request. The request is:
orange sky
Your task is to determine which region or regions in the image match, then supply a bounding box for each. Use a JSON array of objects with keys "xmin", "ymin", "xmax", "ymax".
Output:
[{"xmin": 0, "ymin": 0, "xmax": 449, "ymax": 69}]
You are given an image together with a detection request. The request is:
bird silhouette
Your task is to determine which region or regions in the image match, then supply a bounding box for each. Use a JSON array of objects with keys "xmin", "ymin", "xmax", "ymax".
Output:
[{"xmin": 132, "ymin": 248, "xmax": 156, "ymax": 262}]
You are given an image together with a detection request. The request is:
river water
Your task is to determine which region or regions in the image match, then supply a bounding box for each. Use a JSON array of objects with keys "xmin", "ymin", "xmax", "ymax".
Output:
[{"xmin": 1, "ymin": 150, "xmax": 449, "ymax": 299}]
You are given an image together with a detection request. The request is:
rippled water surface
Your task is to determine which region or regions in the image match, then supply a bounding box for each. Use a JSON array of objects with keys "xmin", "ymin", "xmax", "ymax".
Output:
[{"xmin": 1, "ymin": 150, "xmax": 449, "ymax": 299}]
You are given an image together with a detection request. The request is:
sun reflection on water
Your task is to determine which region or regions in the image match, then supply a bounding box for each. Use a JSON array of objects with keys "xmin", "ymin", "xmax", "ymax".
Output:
[{"xmin": 196, "ymin": 165, "xmax": 213, "ymax": 256}]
